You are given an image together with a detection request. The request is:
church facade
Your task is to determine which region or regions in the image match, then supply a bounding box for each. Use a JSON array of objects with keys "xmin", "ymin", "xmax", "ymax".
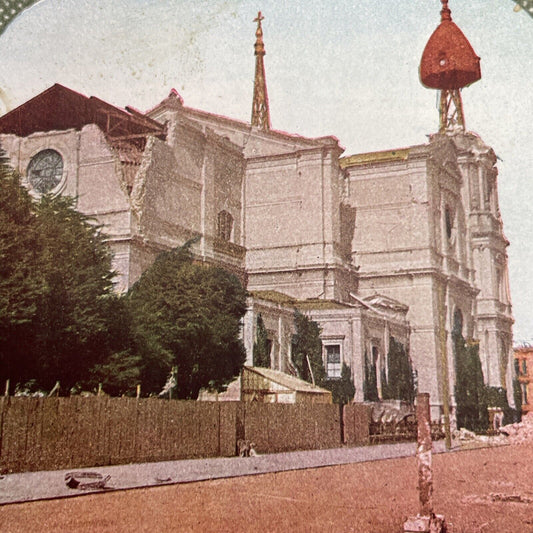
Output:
[
  {"xmin": 0, "ymin": 10, "xmax": 514, "ymax": 418},
  {"xmin": 342, "ymin": 135, "xmax": 513, "ymax": 411}
]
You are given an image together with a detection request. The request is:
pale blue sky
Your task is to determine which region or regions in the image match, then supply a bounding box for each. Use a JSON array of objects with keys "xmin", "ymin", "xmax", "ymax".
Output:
[{"xmin": 0, "ymin": 0, "xmax": 532, "ymax": 339}]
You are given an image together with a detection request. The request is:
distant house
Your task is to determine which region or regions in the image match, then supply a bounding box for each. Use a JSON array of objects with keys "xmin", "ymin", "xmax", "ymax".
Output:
[
  {"xmin": 198, "ymin": 366, "xmax": 332, "ymax": 404},
  {"xmin": 514, "ymin": 346, "xmax": 533, "ymax": 414},
  {"xmin": 241, "ymin": 366, "xmax": 332, "ymax": 404}
]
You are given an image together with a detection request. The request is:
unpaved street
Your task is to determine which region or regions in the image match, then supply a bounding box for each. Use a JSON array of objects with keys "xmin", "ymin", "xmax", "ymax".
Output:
[{"xmin": 1, "ymin": 444, "xmax": 532, "ymax": 533}]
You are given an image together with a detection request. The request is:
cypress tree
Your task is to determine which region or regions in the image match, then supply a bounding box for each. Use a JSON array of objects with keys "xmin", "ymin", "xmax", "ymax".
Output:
[{"xmin": 253, "ymin": 314, "xmax": 271, "ymax": 367}]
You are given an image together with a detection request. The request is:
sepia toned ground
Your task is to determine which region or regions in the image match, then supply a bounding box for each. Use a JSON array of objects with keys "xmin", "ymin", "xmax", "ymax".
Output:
[{"xmin": 1, "ymin": 444, "xmax": 532, "ymax": 533}]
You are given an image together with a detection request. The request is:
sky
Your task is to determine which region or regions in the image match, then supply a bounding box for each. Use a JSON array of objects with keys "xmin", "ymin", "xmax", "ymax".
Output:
[{"xmin": 0, "ymin": 0, "xmax": 531, "ymax": 340}]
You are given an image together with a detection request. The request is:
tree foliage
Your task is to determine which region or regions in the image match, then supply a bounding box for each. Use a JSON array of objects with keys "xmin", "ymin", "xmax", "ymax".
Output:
[
  {"xmin": 382, "ymin": 337, "xmax": 415, "ymax": 404},
  {"xmin": 363, "ymin": 349, "xmax": 379, "ymax": 402},
  {"xmin": 454, "ymin": 335, "xmax": 489, "ymax": 432},
  {"xmin": 253, "ymin": 314, "xmax": 271, "ymax": 367},
  {"xmin": 0, "ymin": 155, "xmax": 42, "ymax": 382},
  {"xmin": 292, "ymin": 310, "xmax": 326, "ymax": 387},
  {"xmin": 30, "ymin": 195, "xmax": 117, "ymax": 388},
  {"xmin": 486, "ymin": 384, "xmax": 521, "ymax": 426},
  {"xmin": 512, "ymin": 379, "xmax": 523, "ymax": 423},
  {"xmin": 324, "ymin": 363, "xmax": 355, "ymax": 405},
  {"xmin": 88, "ymin": 296, "xmax": 150, "ymax": 396},
  {"xmin": 291, "ymin": 311, "xmax": 354, "ymax": 404},
  {"xmin": 126, "ymin": 243, "xmax": 247, "ymax": 399},
  {"xmin": 0, "ymin": 155, "xmax": 118, "ymax": 390},
  {"xmin": 1, "ymin": 155, "xmax": 247, "ymax": 396}
]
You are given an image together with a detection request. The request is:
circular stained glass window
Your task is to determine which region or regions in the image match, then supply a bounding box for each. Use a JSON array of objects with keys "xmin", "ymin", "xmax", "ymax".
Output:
[{"xmin": 27, "ymin": 149, "xmax": 64, "ymax": 194}]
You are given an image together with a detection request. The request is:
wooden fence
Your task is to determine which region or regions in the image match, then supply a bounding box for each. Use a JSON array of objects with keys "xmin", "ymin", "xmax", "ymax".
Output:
[
  {"xmin": 0, "ymin": 396, "xmax": 371, "ymax": 474},
  {"xmin": 237, "ymin": 403, "xmax": 342, "ymax": 454}
]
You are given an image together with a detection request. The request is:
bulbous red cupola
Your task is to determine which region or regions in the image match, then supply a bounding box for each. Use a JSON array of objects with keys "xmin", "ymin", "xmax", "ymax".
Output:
[{"xmin": 420, "ymin": 0, "xmax": 481, "ymax": 90}]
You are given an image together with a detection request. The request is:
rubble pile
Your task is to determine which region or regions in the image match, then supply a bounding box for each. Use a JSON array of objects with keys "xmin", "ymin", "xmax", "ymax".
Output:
[
  {"xmin": 500, "ymin": 412, "xmax": 533, "ymax": 444},
  {"xmin": 452, "ymin": 427, "xmax": 478, "ymax": 442},
  {"xmin": 451, "ymin": 426, "xmax": 513, "ymax": 447}
]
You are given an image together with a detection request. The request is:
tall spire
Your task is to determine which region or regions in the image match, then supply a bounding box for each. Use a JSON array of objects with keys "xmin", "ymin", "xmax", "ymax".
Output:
[{"xmin": 251, "ymin": 11, "xmax": 271, "ymax": 131}]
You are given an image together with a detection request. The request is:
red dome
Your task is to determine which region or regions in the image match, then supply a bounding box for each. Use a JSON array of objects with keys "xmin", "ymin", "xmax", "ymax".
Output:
[{"xmin": 420, "ymin": 18, "xmax": 481, "ymax": 90}]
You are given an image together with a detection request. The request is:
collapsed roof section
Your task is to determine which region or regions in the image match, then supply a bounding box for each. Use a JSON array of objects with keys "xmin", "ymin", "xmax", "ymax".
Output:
[
  {"xmin": 0, "ymin": 84, "xmax": 165, "ymax": 141},
  {"xmin": 0, "ymin": 84, "xmax": 167, "ymax": 191}
]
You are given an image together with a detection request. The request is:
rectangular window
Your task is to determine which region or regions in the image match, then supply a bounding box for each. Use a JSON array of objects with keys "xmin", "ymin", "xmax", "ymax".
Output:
[
  {"xmin": 217, "ymin": 210, "xmax": 233, "ymax": 242},
  {"xmin": 325, "ymin": 344, "xmax": 341, "ymax": 379}
]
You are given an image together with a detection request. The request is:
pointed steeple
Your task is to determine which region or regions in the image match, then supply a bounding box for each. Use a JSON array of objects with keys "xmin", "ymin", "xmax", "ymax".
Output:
[{"xmin": 251, "ymin": 11, "xmax": 271, "ymax": 131}]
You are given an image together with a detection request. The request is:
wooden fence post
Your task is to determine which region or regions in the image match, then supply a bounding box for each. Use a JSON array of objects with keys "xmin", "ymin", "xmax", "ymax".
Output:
[{"xmin": 404, "ymin": 393, "xmax": 446, "ymax": 533}]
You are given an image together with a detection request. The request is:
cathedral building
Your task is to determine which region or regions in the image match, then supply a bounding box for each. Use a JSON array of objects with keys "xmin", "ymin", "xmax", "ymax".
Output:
[{"xmin": 0, "ymin": 4, "xmax": 514, "ymax": 418}]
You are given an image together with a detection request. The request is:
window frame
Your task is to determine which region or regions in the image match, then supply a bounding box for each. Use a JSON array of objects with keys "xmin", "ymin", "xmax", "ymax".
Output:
[
  {"xmin": 324, "ymin": 343, "xmax": 342, "ymax": 379},
  {"xmin": 26, "ymin": 148, "xmax": 66, "ymax": 196},
  {"xmin": 217, "ymin": 210, "xmax": 234, "ymax": 242}
]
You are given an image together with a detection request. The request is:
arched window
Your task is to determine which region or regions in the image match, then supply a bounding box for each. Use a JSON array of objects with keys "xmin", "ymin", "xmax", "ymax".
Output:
[
  {"xmin": 217, "ymin": 210, "xmax": 233, "ymax": 241},
  {"xmin": 452, "ymin": 308, "xmax": 463, "ymax": 337},
  {"xmin": 445, "ymin": 205, "xmax": 454, "ymax": 240}
]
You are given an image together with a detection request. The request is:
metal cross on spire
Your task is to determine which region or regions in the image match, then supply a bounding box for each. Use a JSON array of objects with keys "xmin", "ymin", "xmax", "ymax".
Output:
[{"xmin": 251, "ymin": 11, "xmax": 271, "ymax": 131}]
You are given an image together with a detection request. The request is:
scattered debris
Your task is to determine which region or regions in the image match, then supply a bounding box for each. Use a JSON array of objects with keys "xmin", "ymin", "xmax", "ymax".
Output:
[
  {"xmin": 370, "ymin": 401, "xmax": 418, "ymax": 443},
  {"xmin": 451, "ymin": 427, "xmax": 507, "ymax": 446},
  {"xmin": 371, "ymin": 401, "xmax": 414, "ymax": 425},
  {"xmin": 154, "ymin": 477, "xmax": 172, "ymax": 484},
  {"xmin": 453, "ymin": 427, "xmax": 477, "ymax": 441},
  {"xmin": 237, "ymin": 439, "xmax": 258, "ymax": 457},
  {"xmin": 500, "ymin": 412, "xmax": 533, "ymax": 444},
  {"xmin": 13, "ymin": 379, "xmax": 47, "ymax": 397},
  {"xmin": 490, "ymin": 493, "xmax": 533, "ymax": 504},
  {"xmin": 64, "ymin": 471, "xmax": 111, "ymax": 490},
  {"xmin": 403, "ymin": 513, "xmax": 447, "ymax": 533},
  {"xmin": 462, "ymin": 493, "xmax": 533, "ymax": 506}
]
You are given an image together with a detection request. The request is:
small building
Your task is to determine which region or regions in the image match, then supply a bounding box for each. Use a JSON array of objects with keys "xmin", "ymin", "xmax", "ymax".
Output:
[
  {"xmin": 241, "ymin": 366, "xmax": 332, "ymax": 404},
  {"xmin": 514, "ymin": 346, "xmax": 533, "ymax": 414}
]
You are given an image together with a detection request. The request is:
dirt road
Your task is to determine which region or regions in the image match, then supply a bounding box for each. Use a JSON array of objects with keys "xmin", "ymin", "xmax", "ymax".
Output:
[{"xmin": 1, "ymin": 444, "xmax": 532, "ymax": 532}]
